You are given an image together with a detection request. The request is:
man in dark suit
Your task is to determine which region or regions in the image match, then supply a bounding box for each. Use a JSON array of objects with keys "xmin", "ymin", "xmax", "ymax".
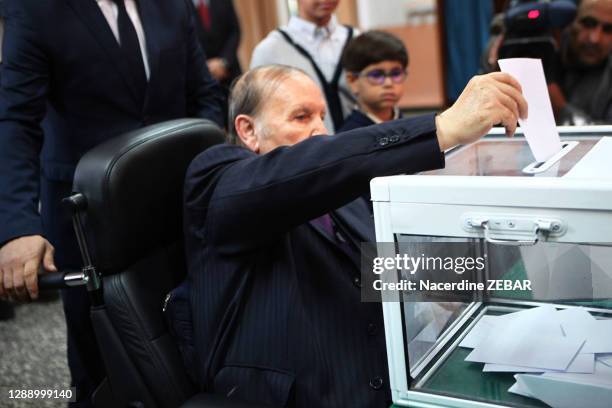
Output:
[
  {"xmin": 179, "ymin": 65, "xmax": 527, "ymax": 407},
  {"xmin": 191, "ymin": 0, "xmax": 242, "ymax": 89},
  {"xmin": 0, "ymin": 0, "xmax": 224, "ymax": 405}
]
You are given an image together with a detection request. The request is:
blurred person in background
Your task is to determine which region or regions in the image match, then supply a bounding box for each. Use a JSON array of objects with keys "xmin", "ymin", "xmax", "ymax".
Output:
[
  {"xmin": 549, "ymin": 0, "xmax": 612, "ymax": 124},
  {"xmin": 250, "ymin": 0, "xmax": 356, "ymax": 133},
  {"xmin": 339, "ymin": 30, "xmax": 409, "ymax": 131},
  {"xmin": 191, "ymin": 0, "xmax": 242, "ymax": 90},
  {"xmin": 339, "ymin": 30, "xmax": 410, "ymax": 211},
  {"xmin": 482, "ymin": 0, "xmax": 611, "ymax": 124}
]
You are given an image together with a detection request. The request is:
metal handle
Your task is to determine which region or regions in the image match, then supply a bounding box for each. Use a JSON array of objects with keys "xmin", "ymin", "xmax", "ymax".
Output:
[
  {"xmin": 482, "ymin": 221, "xmax": 538, "ymax": 246},
  {"xmin": 464, "ymin": 215, "xmax": 564, "ymax": 246}
]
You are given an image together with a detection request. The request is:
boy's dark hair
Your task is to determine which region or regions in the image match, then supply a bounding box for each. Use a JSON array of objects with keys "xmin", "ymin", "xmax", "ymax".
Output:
[{"xmin": 342, "ymin": 30, "xmax": 409, "ymax": 73}]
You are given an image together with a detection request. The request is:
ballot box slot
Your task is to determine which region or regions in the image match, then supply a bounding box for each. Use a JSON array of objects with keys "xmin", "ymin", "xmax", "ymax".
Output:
[{"xmin": 522, "ymin": 141, "xmax": 578, "ymax": 175}]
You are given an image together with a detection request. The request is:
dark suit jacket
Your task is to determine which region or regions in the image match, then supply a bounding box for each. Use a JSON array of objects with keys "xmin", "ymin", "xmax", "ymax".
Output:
[
  {"xmin": 339, "ymin": 109, "xmax": 406, "ymax": 133},
  {"xmin": 0, "ymin": 0, "xmax": 224, "ymax": 264},
  {"xmin": 190, "ymin": 0, "xmax": 241, "ymax": 87},
  {"xmin": 338, "ymin": 109, "xmax": 406, "ymax": 211},
  {"xmin": 182, "ymin": 115, "xmax": 444, "ymax": 407},
  {"xmin": 337, "ymin": 109, "xmax": 376, "ymax": 132}
]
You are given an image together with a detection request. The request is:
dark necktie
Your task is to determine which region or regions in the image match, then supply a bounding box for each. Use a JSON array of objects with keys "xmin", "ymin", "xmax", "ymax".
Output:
[
  {"xmin": 311, "ymin": 213, "xmax": 335, "ymax": 238},
  {"xmin": 310, "ymin": 213, "xmax": 360, "ymax": 266},
  {"xmin": 112, "ymin": 0, "xmax": 147, "ymax": 104}
]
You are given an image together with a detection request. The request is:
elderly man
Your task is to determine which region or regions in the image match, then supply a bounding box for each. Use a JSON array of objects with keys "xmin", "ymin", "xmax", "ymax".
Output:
[
  {"xmin": 178, "ymin": 65, "xmax": 527, "ymax": 407},
  {"xmin": 250, "ymin": 0, "xmax": 355, "ymax": 133},
  {"xmin": 550, "ymin": 0, "xmax": 612, "ymax": 124}
]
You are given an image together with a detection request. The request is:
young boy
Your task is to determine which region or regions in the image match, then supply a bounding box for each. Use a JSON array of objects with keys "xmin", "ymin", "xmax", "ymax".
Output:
[{"xmin": 339, "ymin": 30, "xmax": 409, "ymax": 132}]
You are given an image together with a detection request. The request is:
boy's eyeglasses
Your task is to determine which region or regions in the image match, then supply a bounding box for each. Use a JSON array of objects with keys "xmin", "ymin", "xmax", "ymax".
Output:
[
  {"xmin": 578, "ymin": 16, "xmax": 612, "ymax": 34},
  {"xmin": 357, "ymin": 68, "xmax": 407, "ymax": 85}
]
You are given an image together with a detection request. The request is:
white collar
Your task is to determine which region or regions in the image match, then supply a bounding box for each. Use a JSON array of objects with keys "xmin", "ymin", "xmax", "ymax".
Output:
[
  {"xmin": 364, "ymin": 107, "xmax": 401, "ymax": 125},
  {"xmin": 287, "ymin": 15, "xmax": 339, "ymax": 41}
]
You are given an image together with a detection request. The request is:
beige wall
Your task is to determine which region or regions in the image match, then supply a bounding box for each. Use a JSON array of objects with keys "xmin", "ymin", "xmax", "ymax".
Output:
[
  {"xmin": 336, "ymin": 0, "xmax": 359, "ymax": 27},
  {"xmin": 382, "ymin": 24, "xmax": 446, "ymax": 109},
  {"xmin": 235, "ymin": 0, "xmax": 279, "ymax": 70}
]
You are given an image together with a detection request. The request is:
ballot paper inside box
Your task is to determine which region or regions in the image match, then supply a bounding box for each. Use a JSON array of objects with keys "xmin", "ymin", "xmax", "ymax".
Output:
[{"xmin": 370, "ymin": 126, "xmax": 612, "ymax": 408}]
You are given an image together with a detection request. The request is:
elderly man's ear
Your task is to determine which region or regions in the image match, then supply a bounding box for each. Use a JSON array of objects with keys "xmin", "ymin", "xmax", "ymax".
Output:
[{"xmin": 235, "ymin": 114, "xmax": 260, "ymax": 153}]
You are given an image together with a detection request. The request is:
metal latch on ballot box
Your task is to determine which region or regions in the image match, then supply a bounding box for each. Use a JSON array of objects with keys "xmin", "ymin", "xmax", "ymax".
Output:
[{"xmin": 462, "ymin": 215, "xmax": 566, "ymax": 246}]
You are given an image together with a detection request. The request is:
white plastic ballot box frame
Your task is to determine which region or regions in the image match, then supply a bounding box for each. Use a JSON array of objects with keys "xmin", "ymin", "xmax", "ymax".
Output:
[{"xmin": 371, "ymin": 126, "xmax": 612, "ymax": 408}]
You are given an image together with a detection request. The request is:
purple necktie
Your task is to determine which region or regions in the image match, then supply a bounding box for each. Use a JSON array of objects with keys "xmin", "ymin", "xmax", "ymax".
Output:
[{"xmin": 311, "ymin": 213, "xmax": 335, "ymax": 238}]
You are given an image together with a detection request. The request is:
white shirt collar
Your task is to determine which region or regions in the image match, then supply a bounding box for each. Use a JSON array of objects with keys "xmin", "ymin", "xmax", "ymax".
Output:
[
  {"xmin": 364, "ymin": 107, "xmax": 401, "ymax": 125},
  {"xmin": 287, "ymin": 15, "xmax": 338, "ymax": 42}
]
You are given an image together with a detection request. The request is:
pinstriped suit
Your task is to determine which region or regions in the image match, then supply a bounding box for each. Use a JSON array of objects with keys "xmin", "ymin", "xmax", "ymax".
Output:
[{"xmin": 182, "ymin": 114, "xmax": 444, "ymax": 407}]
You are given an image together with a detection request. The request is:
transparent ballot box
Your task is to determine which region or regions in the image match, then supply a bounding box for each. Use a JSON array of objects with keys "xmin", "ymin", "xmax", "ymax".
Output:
[{"xmin": 370, "ymin": 127, "xmax": 612, "ymax": 408}]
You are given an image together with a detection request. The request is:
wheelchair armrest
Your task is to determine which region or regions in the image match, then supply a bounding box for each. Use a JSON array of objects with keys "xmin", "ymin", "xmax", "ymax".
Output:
[{"xmin": 180, "ymin": 393, "xmax": 273, "ymax": 408}]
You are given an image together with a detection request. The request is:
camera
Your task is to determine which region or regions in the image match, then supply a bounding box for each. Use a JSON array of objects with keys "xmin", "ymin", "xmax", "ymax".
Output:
[{"xmin": 498, "ymin": 0, "xmax": 577, "ymax": 79}]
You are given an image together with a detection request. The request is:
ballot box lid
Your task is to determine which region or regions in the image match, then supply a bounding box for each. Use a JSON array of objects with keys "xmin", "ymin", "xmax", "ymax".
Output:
[{"xmin": 370, "ymin": 127, "xmax": 612, "ymax": 212}]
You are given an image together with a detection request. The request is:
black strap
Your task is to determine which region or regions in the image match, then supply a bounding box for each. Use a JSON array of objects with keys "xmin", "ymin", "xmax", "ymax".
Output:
[
  {"xmin": 276, "ymin": 26, "xmax": 354, "ymax": 131},
  {"xmin": 112, "ymin": 0, "xmax": 147, "ymax": 106}
]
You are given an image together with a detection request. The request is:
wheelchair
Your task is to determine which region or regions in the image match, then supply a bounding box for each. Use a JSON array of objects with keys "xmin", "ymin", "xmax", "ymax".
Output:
[{"xmin": 39, "ymin": 119, "xmax": 267, "ymax": 408}]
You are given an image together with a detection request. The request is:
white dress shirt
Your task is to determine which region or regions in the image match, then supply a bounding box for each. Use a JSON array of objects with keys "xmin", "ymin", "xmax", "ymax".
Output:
[
  {"xmin": 96, "ymin": 0, "xmax": 150, "ymax": 80},
  {"xmin": 285, "ymin": 15, "xmax": 350, "ymax": 82}
]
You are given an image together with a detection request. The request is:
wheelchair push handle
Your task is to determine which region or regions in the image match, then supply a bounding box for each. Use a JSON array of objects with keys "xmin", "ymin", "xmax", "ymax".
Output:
[{"xmin": 38, "ymin": 270, "xmax": 88, "ymax": 290}]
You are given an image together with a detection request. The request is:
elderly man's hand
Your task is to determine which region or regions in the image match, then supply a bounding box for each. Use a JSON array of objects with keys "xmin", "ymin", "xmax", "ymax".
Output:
[
  {"xmin": 0, "ymin": 235, "xmax": 57, "ymax": 301},
  {"xmin": 436, "ymin": 72, "xmax": 528, "ymax": 151}
]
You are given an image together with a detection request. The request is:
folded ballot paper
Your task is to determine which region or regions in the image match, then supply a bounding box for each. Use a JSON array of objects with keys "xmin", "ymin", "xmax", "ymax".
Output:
[
  {"xmin": 459, "ymin": 305, "xmax": 612, "ymax": 407},
  {"xmin": 509, "ymin": 363, "xmax": 612, "ymax": 408},
  {"xmin": 498, "ymin": 58, "xmax": 562, "ymax": 162}
]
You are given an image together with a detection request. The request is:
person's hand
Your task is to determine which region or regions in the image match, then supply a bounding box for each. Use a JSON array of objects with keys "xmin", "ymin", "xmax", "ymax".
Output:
[
  {"xmin": 0, "ymin": 235, "xmax": 57, "ymax": 301},
  {"xmin": 207, "ymin": 58, "xmax": 229, "ymax": 81},
  {"xmin": 436, "ymin": 72, "xmax": 528, "ymax": 151}
]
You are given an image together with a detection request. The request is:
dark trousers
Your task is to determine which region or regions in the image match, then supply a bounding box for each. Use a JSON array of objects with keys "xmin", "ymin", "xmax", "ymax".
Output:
[
  {"xmin": 61, "ymin": 288, "xmax": 105, "ymax": 407},
  {"xmin": 41, "ymin": 178, "xmax": 106, "ymax": 407}
]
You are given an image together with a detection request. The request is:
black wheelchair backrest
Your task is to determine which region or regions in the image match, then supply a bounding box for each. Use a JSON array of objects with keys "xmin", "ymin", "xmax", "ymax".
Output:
[{"xmin": 73, "ymin": 119, "xmax": 225, "ymax": 275}]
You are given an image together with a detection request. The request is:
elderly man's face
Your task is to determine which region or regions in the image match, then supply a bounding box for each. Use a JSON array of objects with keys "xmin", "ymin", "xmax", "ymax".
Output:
[
  {"xmin": 569, "ymin": 0, "xmax": 612, "ymax": 66},
  {"xmin": 298, "ymin": 0, "xmax": 339, "ymax": 25},
  {"xmin": 253, "ymin": 73, "xmax": 328, "ymax": 154}
]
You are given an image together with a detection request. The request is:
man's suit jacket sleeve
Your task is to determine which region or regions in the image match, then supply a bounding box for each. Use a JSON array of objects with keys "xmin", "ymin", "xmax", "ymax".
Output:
[
  {"xmin": 0, "ymin": 3, "xmax": 48, "ymax": 245},
  {"xmin": 186, "ymin": 115, "xmax": 444, "ymax": 255},
  {"xmin": 183, "ymin": 0, "xmax": 225, "ymax": 127}
]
